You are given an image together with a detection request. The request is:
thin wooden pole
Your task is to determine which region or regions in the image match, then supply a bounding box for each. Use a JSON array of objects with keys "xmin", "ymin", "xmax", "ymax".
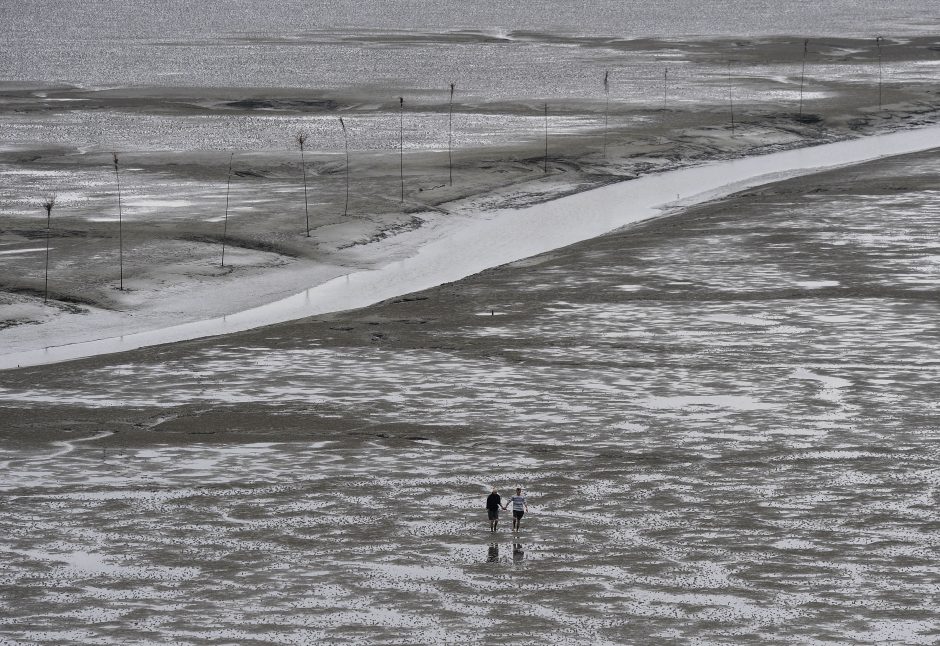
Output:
[
  {"xmin": 603, "ymin": 70, "xmax": 609, "ymax": 156},
  {"xmin": 297, "ymin": 132, "xmax": 310, "ymax": 236},
  {"xmin": 663, "ymin": 67, "xmax": 668, "ymax": 112},
  {"xmin": 112, "ymin": 152, "xmax": 123, "ymax": 290},
  {"xmin": 728, "ymin": 60, "xmax": 735, "ymax": 137},
  {"xmin": 339, "ymin": 117, "xmax": 349, "ymax": 217},
  {"xmin": 44, "ymin": 210, "xmax": 51, "ymax": 302},
  {"xmin": 448, "ymin": 82, "xmax": 455, "ymax": 186},
  {"xmin": 42, "ymin": 195, "xmax": 55, "ymax": 303},
  {"xmin": 543, "ymin": 102, "xmax": 549, "ymax": 173},
  {"xmin": 221, "ymin": 152, "xmax": 233, "ymax": 267},
  {"xmin": 876, "ymin": 36, "xmax": 883, "ymax": 110},
  {"xmin": 399, "ymin": 96, "xmax": 404, "ymax": 203},
  {"xmin": 798, "ymin": 39, "xmax": 808, "ymax": 117}
]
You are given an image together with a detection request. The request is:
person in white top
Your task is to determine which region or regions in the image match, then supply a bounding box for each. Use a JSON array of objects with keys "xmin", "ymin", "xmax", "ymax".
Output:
[{"xmin": 509, "ymin": 487, "xmax": 528, "ymax": 532}]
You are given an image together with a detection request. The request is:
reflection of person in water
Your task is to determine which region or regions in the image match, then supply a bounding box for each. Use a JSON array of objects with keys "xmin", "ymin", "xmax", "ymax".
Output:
[
  {"xmin": 512, "ymin": 543, "xmax": 525, "ymax": 562},
  {"xmin": 486, "ymin": 488, "xmax": 507, "ymax": 532},
  {"xmin": 487, "ymin": 543, "xmax": 499, "ymax": 563}
]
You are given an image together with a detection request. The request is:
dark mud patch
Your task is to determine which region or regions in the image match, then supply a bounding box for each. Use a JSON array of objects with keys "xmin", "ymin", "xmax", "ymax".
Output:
[{"xmin": 222, "ymin": 98, "xmax": 339, "ymax": 112}]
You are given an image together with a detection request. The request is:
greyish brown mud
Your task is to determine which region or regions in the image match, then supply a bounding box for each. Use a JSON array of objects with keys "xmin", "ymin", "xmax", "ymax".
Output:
[{"xmin": 2, "ymin": 146, "xmax": 939, "ymax": 643}]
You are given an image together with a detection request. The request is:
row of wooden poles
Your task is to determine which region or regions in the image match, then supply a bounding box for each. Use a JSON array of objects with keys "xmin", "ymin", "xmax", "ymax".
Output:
[{"xmin": 31, "ymin": 37, "xmax": 889, "ymax": 303}]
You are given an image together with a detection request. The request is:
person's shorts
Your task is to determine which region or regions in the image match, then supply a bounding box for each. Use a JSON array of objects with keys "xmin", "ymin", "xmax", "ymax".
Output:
[
  {"xmin": 487, "ymin": 508, "xmax": 499, "ymax": 520},
  {"xmin": 513, "ymin": 510, "xmax": 525, "ymax": 520}
]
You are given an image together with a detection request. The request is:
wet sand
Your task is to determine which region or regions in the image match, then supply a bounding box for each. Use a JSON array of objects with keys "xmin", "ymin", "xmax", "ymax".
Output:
[{"xmin": 1, "ymin": 146, "xmax": 938, "ymax": 643}]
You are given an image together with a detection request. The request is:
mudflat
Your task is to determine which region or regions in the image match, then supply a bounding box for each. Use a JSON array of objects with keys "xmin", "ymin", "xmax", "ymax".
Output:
[{"xmin": 1, "ymin": 143, "xmax": 938, "ymax": 642}]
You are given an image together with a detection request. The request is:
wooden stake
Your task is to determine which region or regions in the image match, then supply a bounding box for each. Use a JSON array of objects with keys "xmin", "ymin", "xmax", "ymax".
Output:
[
  {"xmin": 728, "ymin": 60, "xmax": 735, "ymax": 137},
  {"xmin": 297, "ymin": 131, "xmax": 310, "ymax": 236},
  {"xmin": 339, "ymin": 117, "xmax": 349, "ymax": 217},
  {"xmin": 399, "ymin": 96, "xmax": 404, "ymax": 203},
  {"xmin": 112, "ymin": 153, "xmax": 123, "ymax": 290},
  {"xmin": 876, "ymin": 36, "xmax": 883, "ymax": 110},
  {"xmin": 41, "ymin": 194, "xmax": 56, "ymax": 303},
  {"xmin": 663, "ymin": 67, "xmax": 668, "ymax": 113},
  {"xmin": 448, "ymin": 82, "xmax": 455, "ymax": 186},
  {"xmin": 221, "ymin": 152, "xmax": 233, "ymax": 267},
  {"xmin": 543, "ymin": 102, "xmax": 549, "ymax": 173},
  {"xmin": 603, "ymin": 70, "xmax": 609, "ymax": 156},
  {"xmin": 798, "ymin": 39, "xmax": 809, "ymax": 117}
]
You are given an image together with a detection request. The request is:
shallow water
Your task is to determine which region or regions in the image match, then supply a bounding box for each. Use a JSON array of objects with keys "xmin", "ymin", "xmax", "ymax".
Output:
[
  {"xmin": 1, "ymin": 1, "xmax": 936, "ymax": 159},
  {"xmin": 2, "ymin": 436, "xmax": 936, "ymax": 644},
  {"xmin": 2, "ymin": 0, "xmax": 936, "ymax": 90}
]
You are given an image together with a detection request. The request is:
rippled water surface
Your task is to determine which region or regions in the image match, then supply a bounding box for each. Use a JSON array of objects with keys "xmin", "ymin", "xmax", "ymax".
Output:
[
  {"xmin": 2, "ymin": 0, "xmax": 936, "ymax": 90},
  {"xmin": 3, "ymin": 1, "xmax": 936, "ymax": 161}
]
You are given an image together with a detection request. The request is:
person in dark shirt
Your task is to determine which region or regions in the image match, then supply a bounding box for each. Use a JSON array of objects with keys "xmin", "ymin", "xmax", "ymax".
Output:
[{"xmin": 486, "ymin": 488, "xmax": 507, "ymax": 532}]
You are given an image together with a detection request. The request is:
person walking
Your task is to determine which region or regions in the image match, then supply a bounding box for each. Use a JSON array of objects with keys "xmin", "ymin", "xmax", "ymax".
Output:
[
  {"xmin": 509, "ymin": 487, "xmax": 528, "ymax": 532},
  {"xmin": 486, "ymin": 488, "xmax": 507, "ymax": 532}
]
